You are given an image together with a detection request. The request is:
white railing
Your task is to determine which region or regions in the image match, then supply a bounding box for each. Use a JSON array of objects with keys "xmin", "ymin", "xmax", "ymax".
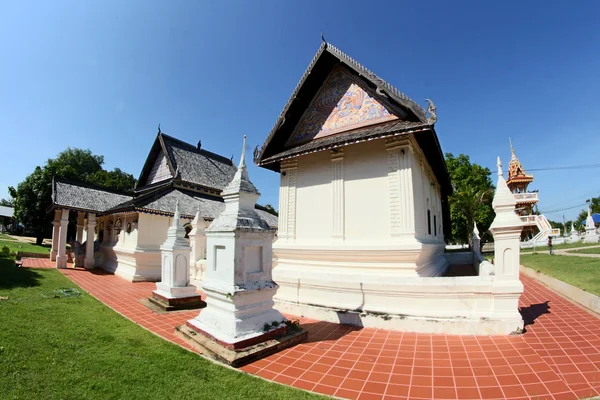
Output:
[
  {"xmin": 520, "ymin": 214, "xmax": 561, "ymax": 246},
  {"xmin": 514, "ymin": 192, "xmax": 538, "ymax": 201}
]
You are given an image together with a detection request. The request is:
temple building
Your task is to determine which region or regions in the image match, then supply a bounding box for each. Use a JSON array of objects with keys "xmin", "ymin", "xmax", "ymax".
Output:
[
  {"xmin": 254, "ymin": 41, "xmax": 455, "ymax": 324},
  {"xmin": 49, "ymin": 131, "xmax": 277, "ymax": 281},
  {"xmin": 506, "ymin": 140, "xmax": 558, "ymax": 242}
]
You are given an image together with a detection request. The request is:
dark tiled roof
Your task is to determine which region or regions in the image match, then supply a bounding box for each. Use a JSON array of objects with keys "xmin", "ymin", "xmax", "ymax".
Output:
[
  {"xmin": 137, "ymin": 133, "xmax": 237, "ymax": 192},
  {"xmin": 162, "ymin": 134, "xmax": 237, "ymax": 190},
  {"xmin": 52, "ymin": 179, "xmax": 133, "ymax": 213},
  {"xmin": 261, "ymin": 120, "xmax": 431, "ymax": 164},
  {"xmin": 107, "ymin": 187, "xmax": 278, "ymax": 229}
]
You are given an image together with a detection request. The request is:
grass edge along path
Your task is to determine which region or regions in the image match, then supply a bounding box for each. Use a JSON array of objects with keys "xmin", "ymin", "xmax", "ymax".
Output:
[
  {"xmin": 0, "ymin": 239, "xmax": 50, "ymax": 256},
  {"xmin": 0, "ymin": 259, "xmax": 322, "ymax": 400},
  {"xmin": 567, "ymin": 246, "xmax": 600, "ymax": 255},
  {"xmin": 520, "ymin": 253, "xmax": 600, "ymax": 297}
]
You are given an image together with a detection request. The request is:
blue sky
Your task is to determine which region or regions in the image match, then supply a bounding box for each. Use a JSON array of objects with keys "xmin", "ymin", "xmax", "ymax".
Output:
[{"xmin": 1, "ymin": 0, "xmax": 599, "ymax": 222}]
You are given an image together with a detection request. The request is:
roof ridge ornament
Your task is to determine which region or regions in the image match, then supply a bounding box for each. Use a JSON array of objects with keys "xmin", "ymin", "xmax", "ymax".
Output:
[
  {"xmin": 158, "ymin": 123, "xmax": 161, "ymax": 134},
  {"xmin": 425, "ymin": 99, "xmax": 437, "ymax": 124}
]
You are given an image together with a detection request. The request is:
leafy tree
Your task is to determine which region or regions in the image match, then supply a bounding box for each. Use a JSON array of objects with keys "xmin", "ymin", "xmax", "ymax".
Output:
[
  {"xmin": 9, "ymin": 148, "xmax": 135, "ymax": 244},
  {"xmin": 577, "ymin": 196, "xmax": 600, "ymax": 224},
  {"xmin": 263, "ymin": 204, "xmax": 278, "ymax": 216},
  {"xmin": 445, "ymin": 153, "xmax": 495, "ymax": 246}
]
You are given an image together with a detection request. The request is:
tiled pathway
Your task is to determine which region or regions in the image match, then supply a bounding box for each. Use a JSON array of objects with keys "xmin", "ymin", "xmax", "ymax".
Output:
[{"xmin": 23, "ymin": 258, "xmax": 600, "ymax": 399}]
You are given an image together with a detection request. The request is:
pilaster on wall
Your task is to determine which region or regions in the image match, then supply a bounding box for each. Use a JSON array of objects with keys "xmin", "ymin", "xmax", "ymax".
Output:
[
  {"xmin": 331, "ymin": 150, "xmax": 345, "ymax": 240},
  {"xmin": 386, "ymin": 138, "xmax": 415, "ymax": 237},
  {"xmin": 278, "ymin": 159, "xmax": 297, "ymax": 241}
]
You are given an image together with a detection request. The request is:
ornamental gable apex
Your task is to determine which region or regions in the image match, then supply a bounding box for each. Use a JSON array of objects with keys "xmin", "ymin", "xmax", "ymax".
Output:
[{"xmin": 285, "ymin": 67, "xmax": 400, "ymax": 148}]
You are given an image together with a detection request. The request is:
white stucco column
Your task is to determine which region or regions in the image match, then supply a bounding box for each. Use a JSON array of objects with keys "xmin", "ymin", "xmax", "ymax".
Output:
[
  {"xmin": 277, "ymin": 159, "xmax": 297, "ymax": 241},
  {"xmin": 154, "ymin": 201, "xmax": 197, "ymax": 299},
  {"xmin": 489, "ymin": 157, "xmax": 524, "ymax": 280},
  {"xmin": 56, "ymin": 209, "xmax": 70, "ymax": 269},
  {"xmin": 189, "ymin": 203, "xmax": 206, "ymax": 267},
  {"xmin": 84, "ymin": 213, "xmax": 96, "ymax": 269},
  {"xmin": 331, "ymin": 149, "xmax": 344, "ymax": 240},
  {"xmin": 50, "ymin": 209, "xmax": 61, "ymax": 261},
  {"xmin": 76, "ymin": 212, "xmax": 85, "ymax": 243},
  {"xmin": 486, "ymin": 157, "xmax": 525, "ymax": 330},
  {"xmin": 584, "ymin": 206, "xmax": 598, "ymax": 243},
  {"xmin": 386, "ymin": 138, "xmax": 415, "ymax": 237},
  {"xmin": 188, "ymin": 135, "xmax": 283, "ymax": 344}
]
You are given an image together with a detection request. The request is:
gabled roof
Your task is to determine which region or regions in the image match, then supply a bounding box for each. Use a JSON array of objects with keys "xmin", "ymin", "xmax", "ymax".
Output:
[
  {"xmin": 106, "ymin": 184, "xmax": 278, "ymax": 228},
  {"xmin": 137, "ymin": 132, "xmax": 237, "ymax": 193},
  {"xmin": 52, "ymin": 178, "xmax": 133, "ymax": 214},
  {"xmin": 254, "ymin": 41, "xmax": 450, "ymax": 196},
  {"xmin": 254, "ymin": 41, "xmax": 434, "ymax": 167}
]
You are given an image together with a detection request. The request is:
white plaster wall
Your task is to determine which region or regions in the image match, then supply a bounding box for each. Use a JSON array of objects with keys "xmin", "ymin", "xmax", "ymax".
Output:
[
  {"xmin": 295, "ymin": 151, "xmax": 332, "ymax": 242},
  {"xmin": 344, "ymin": 140, "xmax": 389, "ymax": 241}
]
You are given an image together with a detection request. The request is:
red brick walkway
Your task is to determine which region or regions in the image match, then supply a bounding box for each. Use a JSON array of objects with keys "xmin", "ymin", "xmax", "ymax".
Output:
[{"xmin": 23, "ymin": 259, "xmax": 600, "ymax": 399}]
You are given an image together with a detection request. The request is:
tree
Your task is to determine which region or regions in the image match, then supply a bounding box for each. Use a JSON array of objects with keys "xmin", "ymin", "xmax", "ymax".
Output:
[
  {"xmin": 445, "ymin": 153, "xmax": 495, "ymax": 245},
  {"xmin": 263, "ymin": 204, "xmax": 278, "ymax": 216},
  {"xmin": 577, "ymin": 196, "xmax": 600, "ymax": 224},
  {"xmin": 9, "ymin": 148, "xmax": 136, "ymax": 244}
]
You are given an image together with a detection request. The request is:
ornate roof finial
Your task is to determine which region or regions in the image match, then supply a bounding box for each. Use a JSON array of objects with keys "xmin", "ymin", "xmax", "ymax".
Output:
[
  {"xmin": 509, "ymin": 137, "xmax": 515, "ymax": 156},
  {"xmin": 239, "ymin": 135, "xmax": 247, "ymax": 170},
  {"xmin": 158, "ymin": 123, "xmax": 161, "ymax": 134},
  {"xmin": 497, "ymin": 156, "xmax": 503, "ymax": 177},
  {"xmin": 321, "ymin": 31, "xmax": 326, "ymax": 43},
  {"xmin": 425, "ymin": 99, "xmax": 437, "ymax": 124}
]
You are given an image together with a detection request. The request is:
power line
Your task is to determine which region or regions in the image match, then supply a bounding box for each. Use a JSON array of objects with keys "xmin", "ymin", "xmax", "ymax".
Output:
[{"xmin": 527, "ymin": 163, "xmax": 600, "ymax": 172}]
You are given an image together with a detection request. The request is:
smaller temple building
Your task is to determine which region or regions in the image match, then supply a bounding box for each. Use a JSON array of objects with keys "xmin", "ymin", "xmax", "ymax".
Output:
[{"xmin": 49, "ymin": 131, "xmax": 277, "ymax": 282}]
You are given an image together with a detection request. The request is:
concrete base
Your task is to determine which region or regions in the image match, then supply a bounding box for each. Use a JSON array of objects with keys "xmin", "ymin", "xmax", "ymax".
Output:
[
  {"xmin": 275, "ymin": 299, "xmax": 524, "ymax": 336},
  {"xmin": 148, "ymin": 291, "xmax": 206, "ymax": 312},
  {"xmin": 56, "ymin": 255, "xmax": 67, "ymax": 269},
  {"xmin": 175, "ymin": 323, "xmax": 307, "ymax": 367}
]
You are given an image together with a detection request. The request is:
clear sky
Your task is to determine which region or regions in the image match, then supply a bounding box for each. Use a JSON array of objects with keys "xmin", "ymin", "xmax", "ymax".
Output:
[{"xmin": 1, "ymin": 0, "xmax": 599, "ymax": 222}]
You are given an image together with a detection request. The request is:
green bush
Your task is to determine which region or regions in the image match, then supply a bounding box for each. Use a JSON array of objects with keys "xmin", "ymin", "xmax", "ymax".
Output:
[{"xmin": 0, "ymin": 246, "xmax": 10, "ymax": 258}]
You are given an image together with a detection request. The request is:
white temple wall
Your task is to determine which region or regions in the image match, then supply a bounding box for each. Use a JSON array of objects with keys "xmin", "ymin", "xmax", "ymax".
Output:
[
  {"xmin": 344, "ymin": 140, "xmax": 389, "ymax": 241},
  {"xmin": 295, "ymin": 151, "xmax": 332, "ymax": 242}
]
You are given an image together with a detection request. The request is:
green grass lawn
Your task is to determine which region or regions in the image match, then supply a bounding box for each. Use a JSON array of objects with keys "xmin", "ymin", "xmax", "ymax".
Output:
[
  {"xmin": 520, "ymin": 253, "xmax": 600, "ymax": 296},
  {"xmin": 521, "ymin": 241, "xmax": 600, "ymax": 253},
  {"xmin": 0, "ymin": 233, "xmax": 16, "ymax": 240},
  {"xmin": 567, "ymin": 246, "xmax": 600, "ymax": 255},
  {"xmin": 0, "ymin": 258, "xmax": 321, "ymax": 400},
  {"xmin": 0, "ymin": 239, "xmax": 51, "ymax": 255}
]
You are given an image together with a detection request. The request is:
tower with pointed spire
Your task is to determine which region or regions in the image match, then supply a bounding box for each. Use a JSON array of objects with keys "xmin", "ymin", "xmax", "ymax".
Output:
[
  {"xmin": 181, "ymin": 136, "xmax": 307, "ymax": 363},
  {"xmin": 149, "ymin": 200, "xmax": 205, "ymax": 311},
  {"xmin": 506, "ymin": 138, "xmax": 538, "ymax": 217}
]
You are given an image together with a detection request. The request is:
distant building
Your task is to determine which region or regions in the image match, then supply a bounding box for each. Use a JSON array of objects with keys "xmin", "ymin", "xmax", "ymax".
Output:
[
  {"xmin": 0, "ymin": 205, "xmax": 15, "ymax": 232},
  {"xmin": 49, "ymin": 132, "xmax": 277, "ymax": 281}
]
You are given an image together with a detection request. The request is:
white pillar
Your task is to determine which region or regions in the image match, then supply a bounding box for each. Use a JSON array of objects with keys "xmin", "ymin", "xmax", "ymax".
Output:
[
  {"xmin": 84, "ymin": 213, "xmax": 96, "ymax": 269},
  {"xmin": 277, "ymin": 159, "xmax": 297, "ymax": 241},
  {"xmin": 76, "ymin": 212, "xmax": 85, "ymax": 243},
  {"xmin": 153, "ymin": 201, "xmax": 197, "ymax": 299},
  {"xmin": 189, "ymin": 204, "xmax": 206, "ymax": 276},
  {"xmin": 50, "ymin": 209, "xmax": 61, "ymax": 261},
  {"xmin": 331, "ymin": 149, "xmax": 344, "ymax": 240},
  {"xmin": 188, "ymin": 135, "xmax": 282, "ymax": 344},
  {"xmin": 487, "ymin": 157, "xmax": 524, "ymax": 330},
  {"xmin": 386, "ymin": 138, "xmax": 416, "ymax": 238},
  {"xmin": 56, "ymin": 209, "xmax": 70, "ymax": 269}
]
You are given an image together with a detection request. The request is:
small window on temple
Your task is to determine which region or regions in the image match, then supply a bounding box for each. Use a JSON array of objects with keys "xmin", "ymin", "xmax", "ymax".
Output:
[
  {"xmin": 434, "ymin": 215, "xmax": 437, "ymax": 236},
  {"xmin": 427, "ymin": 210, "xmax": 432, "ymax": 235}
]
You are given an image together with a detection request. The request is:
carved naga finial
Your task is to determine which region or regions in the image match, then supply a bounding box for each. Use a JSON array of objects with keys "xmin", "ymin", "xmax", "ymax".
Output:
[
  {"xmin": 253, "ymin": 145, "xmax": 261, "ymax": 164},
  {"xmin": 425, "ymin": 99, "xmax": 437, "ymax": 124}
]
